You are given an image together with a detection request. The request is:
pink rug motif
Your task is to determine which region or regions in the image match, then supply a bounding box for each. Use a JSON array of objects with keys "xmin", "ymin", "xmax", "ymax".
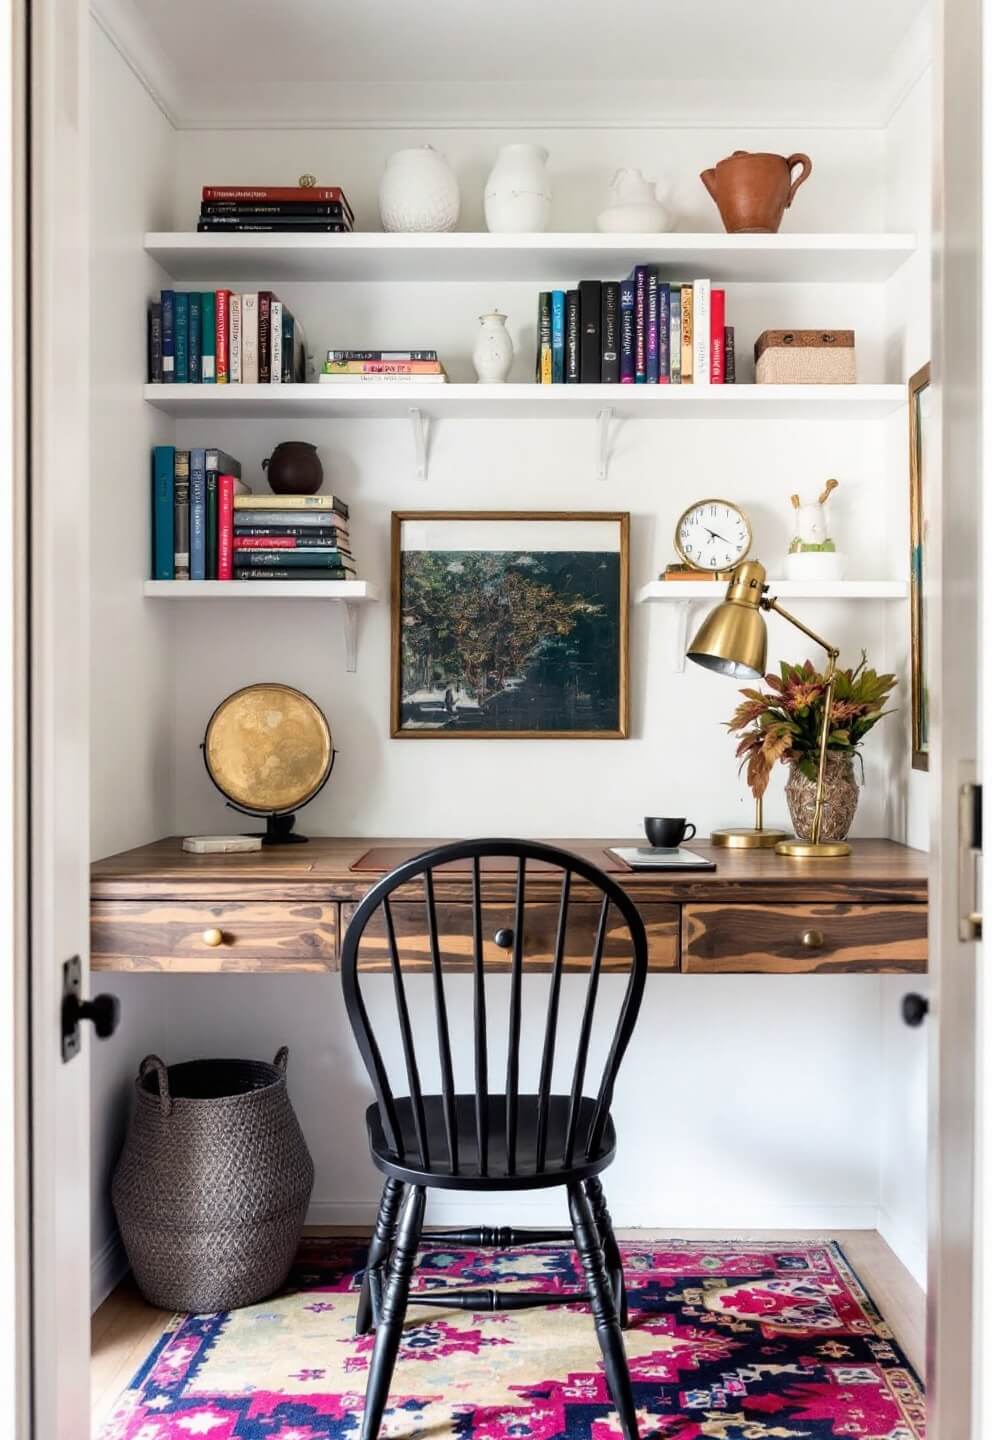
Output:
[{"xmin": 100, "ymin": 1237, "xmax": 925, "ymax": 1439}]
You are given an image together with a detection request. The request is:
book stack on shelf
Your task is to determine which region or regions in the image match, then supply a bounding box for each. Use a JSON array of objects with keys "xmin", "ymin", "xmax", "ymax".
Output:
[
  {"xmin": 152, "ymin": 445, "xmax": 247, "ymax": 581},
  {"xmin": 196, "ymin": 184, "xmax": 354, "ymax": 234},
  {"xmin": 319, "ymin": 349, "xmax": 448, "ymax": 385},
  {"xmin": 231, "ymin": 495, "xmax": 355, "ymax": 582},
  {"xmin": 535, "ymin": 272, "xmax": 735, "ymax": 385},
  {"xmin": 149, "ymin": 290, "xmax": 311, "ymax": 384}
]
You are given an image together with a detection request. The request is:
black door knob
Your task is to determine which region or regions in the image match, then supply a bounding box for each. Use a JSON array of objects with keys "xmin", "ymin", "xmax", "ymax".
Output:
[
  {"xmin": 493, "ymin": 928, "xmax": 514, "ymax": 950},
  {"xmin": 63, "ymin": 991, "xmax": 121, "ymax": 1040},
  {"xmin": 901, "ymin": 993, "xmax": 929, "ymax": 1027}
]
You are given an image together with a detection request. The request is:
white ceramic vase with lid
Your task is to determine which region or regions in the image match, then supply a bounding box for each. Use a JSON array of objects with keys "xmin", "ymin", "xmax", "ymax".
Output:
[
  {"xmin": 596, "ymin": 168, "xmax": 672, "ymax": 233},
  {"xmin": 484, "ymin": 144, "xmax": 552, "ymax": 233},
  {"xmin": 472, "ymin": 312, "xmax": 514, "ymax": 383},
  {"xmin": 378, "ymin": 146, "xmax": 460, "ymax": 232}
]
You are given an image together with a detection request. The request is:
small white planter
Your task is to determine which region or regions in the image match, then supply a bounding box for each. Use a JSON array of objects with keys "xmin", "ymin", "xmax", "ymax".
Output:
[
  {"xmin": 473, "ymin": 312, "xmax": 514, "ymax": 384},
  {"xmin": 484, "ymin": 144, "xmax": 552, "ymax": 233},
  {"xmin": 784, "ymin": 550, "xmax": 846, "ymax": 581},
  {"xmin": 379, "ymin": 146, "xmax": 460, "ymax": 233}
]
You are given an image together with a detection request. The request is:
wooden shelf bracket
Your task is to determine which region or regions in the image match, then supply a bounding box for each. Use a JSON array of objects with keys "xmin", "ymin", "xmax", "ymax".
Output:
[
  {"xmin": 597, "ymin": 406, "xmax": 615, "ymax": 481},
  {"xmin": 409, "ymin": 406, "xmax": 430, "ymax": 480}
]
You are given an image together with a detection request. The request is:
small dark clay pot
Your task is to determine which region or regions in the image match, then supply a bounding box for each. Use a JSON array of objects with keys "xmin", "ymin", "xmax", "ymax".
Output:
[{"xmin": 262, "ymin": 441, "xmax": 324, "ymax": 496}]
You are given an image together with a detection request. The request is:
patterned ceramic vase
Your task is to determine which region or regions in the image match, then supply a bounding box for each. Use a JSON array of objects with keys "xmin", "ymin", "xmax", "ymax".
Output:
[
  {"xmin": 379, "ymin": 146, "xmax": 460, "ymax": 232},
  {"xmin": 785, "ymin": 752, "xmax": 860, "ymax": 842}
]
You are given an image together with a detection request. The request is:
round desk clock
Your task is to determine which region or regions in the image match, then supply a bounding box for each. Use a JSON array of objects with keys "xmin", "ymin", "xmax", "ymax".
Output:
[
  {"xmin": 202, "ymin": 682, "xmax": 334, "ymax": 845},
  {"xmin": 673, "ymin": 498, "xmax": 752, "ymax": 576}
]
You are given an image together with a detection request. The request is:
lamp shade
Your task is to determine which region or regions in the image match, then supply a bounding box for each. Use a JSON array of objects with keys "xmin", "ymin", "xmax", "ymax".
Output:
[{"xmin": 686, "ymin": 560, "xmax": 769, "ymax": 679}]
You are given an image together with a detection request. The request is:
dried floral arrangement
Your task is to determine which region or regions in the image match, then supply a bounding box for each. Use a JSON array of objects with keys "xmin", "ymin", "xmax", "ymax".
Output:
[{"xmin": 727, "ymin": 652, "xmax": 897, "ymax": 798}]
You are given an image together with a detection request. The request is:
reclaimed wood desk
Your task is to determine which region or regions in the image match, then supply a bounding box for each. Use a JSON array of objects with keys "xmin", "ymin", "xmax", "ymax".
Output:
[{"xmin": 90, "ymin": 837, "xmax": 927, "ymax": 976}]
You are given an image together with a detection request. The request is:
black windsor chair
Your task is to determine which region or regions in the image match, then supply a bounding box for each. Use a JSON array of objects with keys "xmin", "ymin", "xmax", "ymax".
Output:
[{"xmin": 340, "ymin": 838, "xmax": 648, "ymax": 1440}]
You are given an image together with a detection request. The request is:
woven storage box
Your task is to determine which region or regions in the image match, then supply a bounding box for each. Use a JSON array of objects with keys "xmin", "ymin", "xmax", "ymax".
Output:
[
  {"xmin": 755, "ymin": 329, "xmax": 856, "ymax": 384},
  {"xmin": 112, "ymin": 1049, "xmax": 314, "ymax": 1312}
]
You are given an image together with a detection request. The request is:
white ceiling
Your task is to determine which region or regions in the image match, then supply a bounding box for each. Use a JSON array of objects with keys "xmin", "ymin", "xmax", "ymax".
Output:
[{"xmin": 93, "ymin": 0, "xmax": 931, "ymax": 130}]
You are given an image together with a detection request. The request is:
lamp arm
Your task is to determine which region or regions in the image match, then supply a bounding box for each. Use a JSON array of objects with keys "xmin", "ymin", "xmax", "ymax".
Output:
[{"xmin": 763, "ymin": 596, "xmax": 840, "ymax": 847}]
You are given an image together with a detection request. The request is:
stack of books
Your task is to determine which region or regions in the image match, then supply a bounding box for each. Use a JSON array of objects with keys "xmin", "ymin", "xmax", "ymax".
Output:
[
  {"xmin": 152, "ymin": 445, "xmax": 248, "ymax": 581},
  {"xmin": 148, "ymin": 290, "xmax": 310, "ymax": 384},
  {"xmin": 196, "ymin": 184, "xmax": 354, "ymax": 234},
  {"xmin": 535, "ymin": 273, "xmax": 735, "ymax": 385},
  {"xmin": 230, "ymin": 495, "xmax": 355, "ymax": 582},
  {"xmin": 319, "ymin": 350, "xmax": 447, "ymax": 384}
]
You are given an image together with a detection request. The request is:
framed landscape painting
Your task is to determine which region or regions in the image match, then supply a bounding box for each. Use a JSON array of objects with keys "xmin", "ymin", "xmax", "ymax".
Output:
[
  {"xmin": 391, "ymin": 511, "xmax": 629, "ymax": 738},
  {"xmin": 908, "ymin": 362, "xmax": 930, "ymax": 771}
]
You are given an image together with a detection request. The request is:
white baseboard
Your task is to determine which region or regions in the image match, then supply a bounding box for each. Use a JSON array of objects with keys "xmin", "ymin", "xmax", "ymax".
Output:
[{"xmin": 91, "ymin": 1228, "xmax": 129, "ymax": 1313}]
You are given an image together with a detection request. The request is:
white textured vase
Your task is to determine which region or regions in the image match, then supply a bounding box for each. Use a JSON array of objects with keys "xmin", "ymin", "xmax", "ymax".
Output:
[
  {"xmin": 484, "ymin": 144, "xmax": 552, "ymax": 233},
  {"xmin": 379, "ymin": 146, "xmax": 460, "ymax": 233},
  {"xmin": 473, "ymin": 312, "xmax": 514, "ymax": 383}
]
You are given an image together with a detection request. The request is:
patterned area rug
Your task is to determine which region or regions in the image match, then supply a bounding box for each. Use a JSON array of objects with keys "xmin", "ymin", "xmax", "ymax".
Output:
[{"xmin": 101, "ymin": 1238, "xmax": 925, "ymax": 1439}]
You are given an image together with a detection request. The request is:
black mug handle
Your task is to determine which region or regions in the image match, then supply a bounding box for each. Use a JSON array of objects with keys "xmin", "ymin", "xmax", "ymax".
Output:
[{"xmin": 682, "ymin": 822, "xmax": 697, "ymax": 841}]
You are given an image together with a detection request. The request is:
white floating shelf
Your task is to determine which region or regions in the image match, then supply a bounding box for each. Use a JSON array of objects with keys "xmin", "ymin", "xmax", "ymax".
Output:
[
  {"xmin": 144, "ymin": 382, "xmax": 906, "ymax": 422},
  {"xmin": 145, "ymin": 231, "xmax": 916, "ymax": 284},
  {"xmin": 637, "ymin": 579, "xmax": 908, "ymax": 602},
  {"xmin": 143, "ymin": 580, "xmax": 379, "ymax": 672}
]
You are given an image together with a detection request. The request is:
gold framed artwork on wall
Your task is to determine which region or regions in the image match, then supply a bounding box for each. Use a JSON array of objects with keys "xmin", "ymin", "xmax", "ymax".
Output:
[
  {"xmin": 390, "ymin": 511, "xmax": 629, "ymax": 739},
  {"xmin": 908, "ymin": 362, "xmax": 930, "ymax": 772}
]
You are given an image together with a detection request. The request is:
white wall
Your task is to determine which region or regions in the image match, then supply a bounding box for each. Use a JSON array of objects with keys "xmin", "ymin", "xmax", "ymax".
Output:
[
  {"xmin": 88, "ymin": 20, "xmax": 180, "ymax": 1307},
  {"xmin": 88, "ymin": 91, "xmax": 932, "ymax": 1298}
]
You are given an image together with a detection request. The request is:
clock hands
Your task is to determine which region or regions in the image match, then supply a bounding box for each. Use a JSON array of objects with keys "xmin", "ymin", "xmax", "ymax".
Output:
[{"xmin": 705, "ymin": 527, "xmax": 733, "ymax": 547}]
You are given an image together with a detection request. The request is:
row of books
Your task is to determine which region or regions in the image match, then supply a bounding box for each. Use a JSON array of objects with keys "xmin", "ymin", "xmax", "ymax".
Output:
[
  {"xmin": 318, "ymin": 349, "xmax": 448, "ymax": 384},
  {"xmin": 148, "ymin": 290, "xmax": 310, "ymax": 384},
  {"xmin": 151, "ymin": 447, "xmax": 355, "ymax": 582},
  {"xmin": 196, "ymin": 184, "xmax": 354, "ymax": 234},
  {"xmin": 535, "ymin": 274, "xmax": 735, "ymax": 385}
]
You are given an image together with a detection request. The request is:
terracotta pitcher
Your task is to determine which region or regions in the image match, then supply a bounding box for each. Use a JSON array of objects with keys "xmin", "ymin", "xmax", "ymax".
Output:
[{"xmin": 700, "ymin": 150, "xmax": 812, "ymax": 233}]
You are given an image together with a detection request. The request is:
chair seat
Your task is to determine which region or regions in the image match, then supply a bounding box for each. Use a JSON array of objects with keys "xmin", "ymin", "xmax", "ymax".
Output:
[{"xmin": 367, "ymin": 1093, "xmax": 617, "ymax": 1191}]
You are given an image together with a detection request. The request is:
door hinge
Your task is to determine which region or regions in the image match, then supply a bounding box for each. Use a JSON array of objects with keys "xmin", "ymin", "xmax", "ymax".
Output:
[
  {"xmin": 959, "ymin": 781, "xmax": 983, "ymax": 942},
  {"xmin": 61, "ymin": 956, "xmax": 121, "ymax": 1062}
]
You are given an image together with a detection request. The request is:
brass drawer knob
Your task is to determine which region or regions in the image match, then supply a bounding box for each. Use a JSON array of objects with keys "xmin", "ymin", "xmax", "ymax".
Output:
[
  {"xmin": 202, "ymin": 927, "xmax": 225, "ymax": 948},
  {"xmin": 801, "ymin": 929, "xmax": 825, "ymax": 949}
]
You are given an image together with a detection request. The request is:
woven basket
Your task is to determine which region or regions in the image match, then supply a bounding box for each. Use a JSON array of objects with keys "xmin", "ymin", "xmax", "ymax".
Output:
[{"xmin": 112, "ymin": 1049, "xmax": 314, "ymax": 1312}]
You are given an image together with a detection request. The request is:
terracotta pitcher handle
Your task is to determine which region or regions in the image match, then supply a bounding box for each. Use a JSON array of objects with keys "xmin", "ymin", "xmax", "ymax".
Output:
[
  {"xmin": 700, "ymin": 167, "xmax": 718, "ymax": 201},
  {"xmin": 785, "ymin": 154, "xmax": 813, "ymax": 207}
]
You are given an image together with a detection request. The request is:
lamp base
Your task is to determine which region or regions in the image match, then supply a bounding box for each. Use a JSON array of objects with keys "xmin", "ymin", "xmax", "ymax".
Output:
[
  {"xmin": 711, "ymin": 826, "xmax": 790, "ymax": 849},
  {"xmin": 775, "ymin": 838, "xmax": 852, "ymax": 859}
]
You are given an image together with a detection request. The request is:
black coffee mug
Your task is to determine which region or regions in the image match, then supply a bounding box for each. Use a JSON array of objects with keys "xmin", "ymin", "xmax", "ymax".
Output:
[{"xmin": 644, "ymin": 816, "xmax": 697, "ymax": 848}]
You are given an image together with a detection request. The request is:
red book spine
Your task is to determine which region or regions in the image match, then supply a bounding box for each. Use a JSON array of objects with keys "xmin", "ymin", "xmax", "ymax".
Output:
[
  {"xmin": 234, "ymin": 535, "xmax": 297, "ymax": 549},
  {"xmin": 215, "ymin": 290, "xmax": 230, "ymax": 384},
  {"xmin": 202, "ymin": 185, "xmax": 348, "ymax": 203},
  {"xmin": 217, "ymin": 474, "xmax": 236, "ymax": 579},
  {"xmin": 710, "ymin": 289, "xmax": 726, "ymax": 383}
]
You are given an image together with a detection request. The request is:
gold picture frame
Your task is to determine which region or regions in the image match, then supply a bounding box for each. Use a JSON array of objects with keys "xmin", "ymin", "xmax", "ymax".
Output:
[
  {"xmin": 391, "ymin": 511, "xmax": 630, "ymax": 739},
  {"xmin": 908, "ymin": 362, "xmax": 930, "ymax": 772}
]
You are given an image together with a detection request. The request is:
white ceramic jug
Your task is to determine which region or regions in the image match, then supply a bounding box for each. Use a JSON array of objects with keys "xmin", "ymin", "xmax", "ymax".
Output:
[
  {"xmin": 472, "ymin": 312, "xmax": 514, "ymax": 383},
  {"xmin": 484, "ymin": 145, "xmax": 552, "ymax": 233},
  {"xmin": 379, "ymin": 146, "xmax": 460, "ymax": 233},
  {"xmin": 597, "ymin": 168, "xmax": 671, "ymax": 233}
]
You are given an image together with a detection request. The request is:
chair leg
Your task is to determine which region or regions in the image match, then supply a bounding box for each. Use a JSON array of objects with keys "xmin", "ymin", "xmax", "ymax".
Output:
[
  {"xmin": 356, "ymin": 1177, "xmax": 406, "ymax": 1337},
  {"xmin": 584, "ymin": 1175, "xmax": 629, "ymax": 1329},
  {"xmin": 568, "ymin": 1182, "xmax": 640, "ymax": 1440},
  {"xmin": 360, "ymin": 1184, "xmax": 426, "ymax": 1440}
]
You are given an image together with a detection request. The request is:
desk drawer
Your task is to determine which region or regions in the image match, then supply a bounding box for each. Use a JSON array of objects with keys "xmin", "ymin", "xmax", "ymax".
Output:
[
  {"xmin": 683, "ymin": 902, "xmax": 927, "ymax": 974},
  {"xmin": 342, "ymin": 900, "xmax": 679, "ymax": 972},
  {"xmin": 91, "ymin": 900, "xmax": 337, "ymax": 973}
]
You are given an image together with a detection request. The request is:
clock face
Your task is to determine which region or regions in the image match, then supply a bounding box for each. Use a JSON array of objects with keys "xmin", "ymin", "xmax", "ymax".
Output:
[{"xmin": 675, "ymin": 499, "xmax": 751, "ymax": 572}]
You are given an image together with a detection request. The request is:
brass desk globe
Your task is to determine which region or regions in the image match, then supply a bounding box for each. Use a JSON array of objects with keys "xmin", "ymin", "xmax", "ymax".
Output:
[{"xmin": 202, "ymin": 683, "xmax": 334, "ymax": 845}]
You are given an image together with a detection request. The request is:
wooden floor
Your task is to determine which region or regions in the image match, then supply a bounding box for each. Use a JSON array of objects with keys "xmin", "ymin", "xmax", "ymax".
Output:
[{"xmin": 91, "ymin": 1226, "xmax": 925, "ymax": 1433}]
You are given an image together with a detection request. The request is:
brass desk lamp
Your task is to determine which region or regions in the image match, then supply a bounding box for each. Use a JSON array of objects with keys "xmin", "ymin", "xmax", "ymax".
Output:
[{"xmin": 686, "ymin": 559, "xmax": 851, "ymax": 858}]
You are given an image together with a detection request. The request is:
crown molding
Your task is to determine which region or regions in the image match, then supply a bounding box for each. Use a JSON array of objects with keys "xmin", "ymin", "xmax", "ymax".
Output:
[
  {"xmin": 89, "ymin": 0, "xmax": 180, "ymax": 127},
  {"xmin": 879, "ymin": 9, "xmax": 933, "ymax": 126}
]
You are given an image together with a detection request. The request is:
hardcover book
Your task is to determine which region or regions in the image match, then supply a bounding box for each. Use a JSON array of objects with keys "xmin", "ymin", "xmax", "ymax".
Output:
[
  {"xmin": 323, "ymin": 360, "xmax": 443, "ymax": 375},
  {"xmin": 151, "ymin": 446, "xmax": 174, "ymax": 579},
  {"xmin": 710, "ymin": 288, "xmax": 726, "ymax": 383},
  {"xmin": 271, "ymin": 299, "xmax": 283, "ymax": 385},
  {"xmin": 258, "ymin": 292, "xmax": 273, "ymax": 385},
  {"xmin": 328, "ymin": 350, "xmax": 438, "ymax": 362},
  {"xmin": 578, "ymin": 279, "xmax": 602, "ymax": 384},
  {"xmin": 241, "ymin": 294, "xmax": 259, "ymax": 384},
  {"xmin": 201, "ymin": 291, "xmax": 216, "ymax": 382},
  {"xmin": 160, "ymin": 290, "xmax": 176, "ymax": 382},
  {"xmin": 657, "ymin": 280, "xmax": 670, "ymax": 383},
  {"xmin": 215, "ymin": 290, "xmax": 230, "ymax": 384},
  {"xmin": 174, "ymin": 293, "xmax": 190, "ymax": 384},
  {"xmin": 681, "ymin": 286, "xmax": 694, "ymax": 384},
  {"xmin": 619, "ymin": 274, "xmax": 636, "ymax": 383},
  {"xmin": 692, "ymin": 279, "xmax": 711, "ymax": 387},
  {"xmin": 281, "ymin": 306, "xmax": 295, "ymax": 383},
  {"xmin": 229, "ymin": 295, "xmax": 242, "ymax": 383},
  {"xmin": 173, "ymin": 450, "xmax": 191, "ymax": 579},
  {"xmin": 601, "ymin": 282, "xmax": 620, "ymax": 384},
  {"xmin": 233, "ymin": 567, "xmax": 356, "ymax": 581},
  {"xmin": 190, "ymin": 448, "xmax": 207, "ymax": 579},
  {"xmin": 551, "ymin": 290, "xmax": 566, "ymax": 383},
  {"xmin": 669, "ymin": 284, "xmax": 682, "ymax": 384},
  {"xmin": 645, "ymin": 268, "xmax": 659, "ymax": 383},
  {"xmin": 235, "ymin": 493, "xmax": 349, "ymax": 517},
  {"xmin": 537, "ymin": 293, "xmax": 552, "ymax": 383},
  {"xmin": 148, "ymin": 303, "xmax": 162, "ymax": 384},
  {"xmin": 565, "ymin": 290, "xmax": 580, "ymax": 383},
  {"xmin": 724, "ymin": 325, "xmax": 736, "ymax": 384},
  {"xmin": 201, "ymin": 201, "xmax": 351, "ymax": 218},
  {"xmin": 233, "ymin": 511, "xmax": 348, "ymax": 529},
  {"xmin": 188, "ymin": 293, "xmax": 202, "ymax": 385},
  {"xmin": 634, "ymin": 267, "xmax": 647, "ymax": 382},
  {"xmin": 202, "ymin": 184, "xmax": 353, "ymax": 215},
  {"xmin": 230, "ymin": 549, "xmax": 354, "ymax": 569},
  {"xmin": 233, "ymin": 535, "xmax": 352, "ymax": 552},
  {"xmin": 233, "ymin": 524, "xmax": 349, "ymax": 540},
  {"xmin": 204, "ymin": 449, "xmax": 243, "ymax": 581},
  {"xmin": 196, "ymin": 221, "xmax": 350, "ymax": 234}
]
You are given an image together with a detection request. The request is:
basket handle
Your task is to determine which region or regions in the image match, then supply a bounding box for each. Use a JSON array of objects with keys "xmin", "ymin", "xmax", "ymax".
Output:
[
  {"xmin": 138, "ymin": 1054, "xmax": 173, "ymax": 1117},
  {"xmin": 273, "ymin": 1045, "xmax": 290, "ymax": 1073}
]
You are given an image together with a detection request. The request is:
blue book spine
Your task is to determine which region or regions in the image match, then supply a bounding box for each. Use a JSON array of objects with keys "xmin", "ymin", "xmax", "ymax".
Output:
[
  {"xmin": 160, "ymin": 290, "xmax": 176, "ymax": 383},
  {"xmin": 175, "ymin": 293, "xmax": 190, "ymax": 383},
  {"xmin": 646, "ymin": 267, "xmax": 659, "ymax": 383},
  {"xmin": 551, "ymin": 290, "xmax": 566, "ymax": 383},
  {"xmin": 152, "ymin": 446, "xmax": 175, "ymax": 580},
  {"xmin": 190, "ymin": 447, "xmax": 207, "ymax": 580},
  {"xmin": 634, "ymin": 266, "xmax": 647, "ymax": 382},
  {"xmin": 658, "ymin": 282, "xmax": 671, "ymax": 382},
  {"xmin": 619, "ymin": 275, "xmax": 635, "ymax": 383},
  {"xmin": 188, "ymin": 293, "xmax": 202, "ymax": 385},
  {"xmin": 201, "ymin": 292, "xmax": 216, "ymax": 381}
]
